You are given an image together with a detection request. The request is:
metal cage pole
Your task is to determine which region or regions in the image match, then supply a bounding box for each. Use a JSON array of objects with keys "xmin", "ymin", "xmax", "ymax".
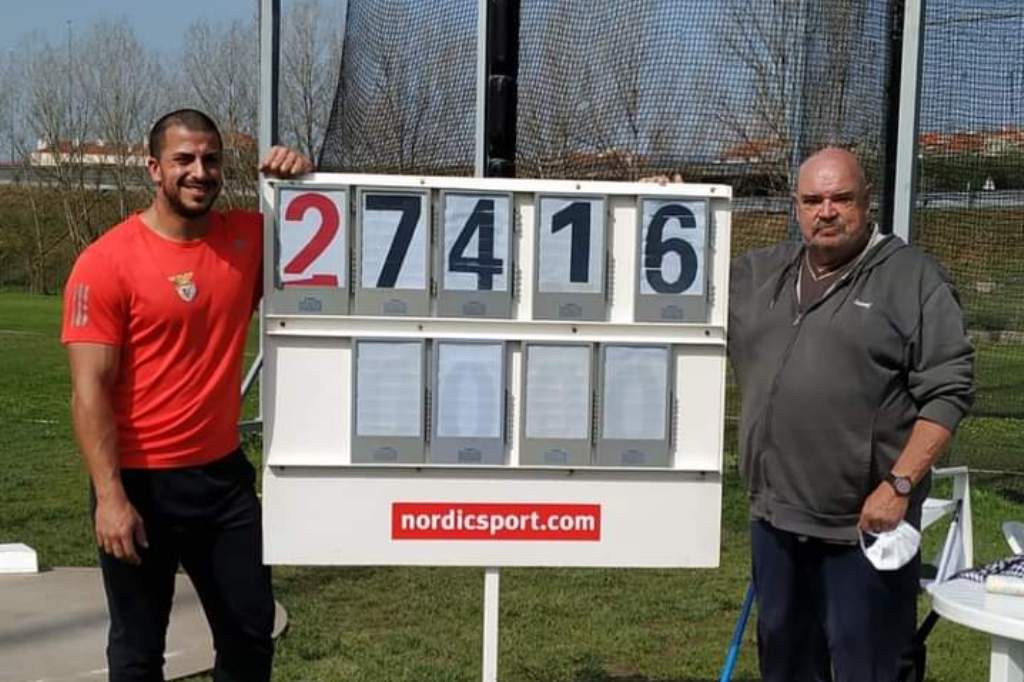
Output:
[
  {"xmin": 242, "ymin": 0, "xmax": 281, "ymax": 436},
  {"xmin": 474, "ymin": 0, "xmax": 487, "ymax": 179},
  {"xmin": 785, "ymin": 0, "xmax": 809, "ymax": 241},
  {"xmin": 880, "ymin": 0, "xmax": 906, "ymax": 234},
  {"xmin": 892, "ymin": 0, "xmax": 926, "ymax": 242}
]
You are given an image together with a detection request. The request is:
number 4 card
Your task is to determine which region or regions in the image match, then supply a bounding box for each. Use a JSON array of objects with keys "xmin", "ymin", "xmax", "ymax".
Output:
[{"xmin": 437, "ymin": 191, "xmax": 514, "ymax": 318}]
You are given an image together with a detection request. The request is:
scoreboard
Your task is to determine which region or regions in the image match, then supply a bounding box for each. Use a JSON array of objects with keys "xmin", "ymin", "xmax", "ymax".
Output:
[{"xmin": 261, "ymin": 173, "xmax": 731, "ymax": 568}]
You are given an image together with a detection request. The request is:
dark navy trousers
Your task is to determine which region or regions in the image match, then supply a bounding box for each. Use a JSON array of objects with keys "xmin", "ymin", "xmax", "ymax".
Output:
[
  {"xmin": 94, "ymin": 449, "xmax": 274, "ymax": 682},
  {"xmin": 750, "ymin": 520, "xmax": 919, "ymax": 682}
]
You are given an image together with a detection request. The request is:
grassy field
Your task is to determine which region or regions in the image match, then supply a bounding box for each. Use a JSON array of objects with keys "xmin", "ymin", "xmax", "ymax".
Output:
[{"xmin": 1, "ymin": 291, "xmax": 1021, "ymax": 681}]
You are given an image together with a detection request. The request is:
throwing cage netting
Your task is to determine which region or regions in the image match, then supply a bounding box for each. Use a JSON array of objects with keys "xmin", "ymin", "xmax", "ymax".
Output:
[
  {"xmin": 914, "ymin": 0, "xmax": 1024, "ymax": 495},
  {"xmin": 320, "ymin": 0, "xmax": 1024, "ymax": 489}
]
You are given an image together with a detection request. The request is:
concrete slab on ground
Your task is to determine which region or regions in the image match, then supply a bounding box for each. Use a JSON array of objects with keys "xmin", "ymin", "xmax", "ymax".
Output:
[
  {"xmin": 0, "ymin": 543, "xmax": 38, "ymax": 573},
  {"xmin": 0, "ymin": 567, "xmax": 287, "ymax": 682}
]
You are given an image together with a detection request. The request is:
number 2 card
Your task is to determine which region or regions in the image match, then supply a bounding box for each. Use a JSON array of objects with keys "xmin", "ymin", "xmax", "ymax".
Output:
[{"xmin": 270, "ymin": 186, "xmax": 350, "ymax": 315}]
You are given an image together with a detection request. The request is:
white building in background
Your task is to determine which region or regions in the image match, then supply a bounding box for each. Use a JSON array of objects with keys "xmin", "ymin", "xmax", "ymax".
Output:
[
  {"xmin": 29, "ymin": 131, "xmax": 257, "ymax": 168},
  {"xmin": 29, "ymin": 139, "xmax": 147, "ymax": 167}
]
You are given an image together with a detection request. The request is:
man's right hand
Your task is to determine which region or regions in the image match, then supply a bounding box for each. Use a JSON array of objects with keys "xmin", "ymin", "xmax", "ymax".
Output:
[
  {"xmin": 69, "ymin": 343, "xmax": 148, "ymax": 564},
  {"xmin": 95, "ymin": 492, "xmax": 148, "ymax": 565}
]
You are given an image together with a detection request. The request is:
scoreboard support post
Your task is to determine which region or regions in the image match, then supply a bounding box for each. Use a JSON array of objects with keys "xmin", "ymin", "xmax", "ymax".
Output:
[
  {"xmin": 483, "ymin": 567, "xmax": 500, "ymax": 682},
  {"xmin": 477, "ymin": 2, "xmax": 521, "ymax": 674},
  {"xmin": 252, "ymin": 0, "xmax": 281, "ymax": 438}
]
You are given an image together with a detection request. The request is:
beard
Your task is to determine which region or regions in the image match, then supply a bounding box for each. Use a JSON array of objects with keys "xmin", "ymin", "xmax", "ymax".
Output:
[{"xmin": 164, "ymin": 180, "xmax": 221, "ymax": 219}]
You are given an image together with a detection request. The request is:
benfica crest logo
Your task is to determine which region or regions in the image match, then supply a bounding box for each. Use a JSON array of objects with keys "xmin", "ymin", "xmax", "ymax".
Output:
[{"xmin": 168, "ymin": 271, "xmax": 197, "ymax": 302}]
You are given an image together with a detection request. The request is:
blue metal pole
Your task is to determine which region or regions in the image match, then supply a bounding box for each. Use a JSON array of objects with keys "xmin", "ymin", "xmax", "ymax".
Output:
[{"xmin": 719, "ymin": 582, "xmax": 756, "ymax": 682}]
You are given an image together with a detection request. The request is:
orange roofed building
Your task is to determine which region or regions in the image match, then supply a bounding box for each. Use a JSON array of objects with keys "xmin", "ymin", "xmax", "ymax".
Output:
[
  {"xmin": 29, "ymin": 131, "xmax": 257, "ymax": 167},
  {"xmin": 29, "ymin": 139, "xmax": 148, "ymax": 167}
]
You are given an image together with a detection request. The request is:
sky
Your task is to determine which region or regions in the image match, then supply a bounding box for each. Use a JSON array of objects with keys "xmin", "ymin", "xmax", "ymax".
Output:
[
  {"xmin": 0, "ymin": 1, "xmax": 258, "ymax": 55},
  {"xmin": 0, "ymin": 0, "xmax": 1017, "ymax": 163}
]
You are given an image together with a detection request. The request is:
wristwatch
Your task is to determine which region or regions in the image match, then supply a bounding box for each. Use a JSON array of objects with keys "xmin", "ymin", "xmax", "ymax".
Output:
[{"xmin": 885, "ymin": 472, "xmax": 913, "ymax": 497}]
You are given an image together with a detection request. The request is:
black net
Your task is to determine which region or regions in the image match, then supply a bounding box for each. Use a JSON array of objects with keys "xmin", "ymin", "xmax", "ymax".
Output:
[
  {"xmin": 517, "ymin": 2, "xmax": 889, "ymax": 181},
  {"xmin": 322, "ymin": 0, "xmax": 895, "ymax": 245},
  {"xmin": 320, "ymin": 0, "xmax": 1024, "ymax": 485},
  {"xmin": 913, "ymin": 0, "xmax": 1024, "ymax": 492},
  {"xmin": 318, "ymin": 0, "xmax": 478, "ymax": 174},
  {"xmin": 515, "ymin": 0, "xmax": 893, "ymax": 252}
]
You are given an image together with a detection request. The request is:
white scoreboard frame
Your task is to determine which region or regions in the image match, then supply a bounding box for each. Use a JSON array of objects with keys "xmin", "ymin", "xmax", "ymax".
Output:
[{"xmin": 262, "ymin": 173, "xmax": 731, "ymax": 568}]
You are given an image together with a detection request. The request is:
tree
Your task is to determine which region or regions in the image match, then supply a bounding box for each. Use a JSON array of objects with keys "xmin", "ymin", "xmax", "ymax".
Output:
[
  {"xmin": 516, "ymin": 3, "xmax": 712, "ymax": 181},
  {"xmin": 320, "ymin": 1, "xmax": 475, "ymax": 174},
  {"xmin": 20, "ymin": 31, "xmax": 102, "ymax": 259},
  {"xmin": 0, "ymin": 48, "xmax": 19, "ymax": 164},
  {"xmin": 78, "ymin": 20, "xmax": 167, "ymax": 219},
  {"xmin": 710, "ymin": 0, "xmax": 877, "ymax": 193},
  {"xmin": 516, "ymin": 2, "xmax": 597, "ymax": 178},
  {"xmin": 281, "ymin": 0, "xmax": 344, "ymax": 160},
  {"xmin": 181, "ymin": 15, "xmax": 260, "ymax": 207}
]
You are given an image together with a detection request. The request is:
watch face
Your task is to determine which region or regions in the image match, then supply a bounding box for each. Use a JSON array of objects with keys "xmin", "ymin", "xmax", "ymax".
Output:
[{"xmin": 891, "ymin": 475, "xmax": 912, "ymax": 496}]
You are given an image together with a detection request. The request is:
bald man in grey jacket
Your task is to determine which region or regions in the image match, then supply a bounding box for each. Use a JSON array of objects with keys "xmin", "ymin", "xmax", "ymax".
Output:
[{"xmin": 728, "ymin": 148, "xmax": 973, "ymax": 682}]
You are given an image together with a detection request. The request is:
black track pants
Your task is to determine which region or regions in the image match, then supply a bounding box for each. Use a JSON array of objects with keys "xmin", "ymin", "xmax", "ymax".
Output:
[
  {"xmin": 751, "ymin": 519, "xmax": 919, "ymax": 682},
  {"xmin": 94, "ymin": 449, "xmax": 274, "ymax": 682}
]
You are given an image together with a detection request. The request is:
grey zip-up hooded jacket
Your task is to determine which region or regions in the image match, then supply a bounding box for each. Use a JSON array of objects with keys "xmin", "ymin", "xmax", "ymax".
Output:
[{"xmin": 728, "ymin": 233, "xmax": 974, "ymax": 542}]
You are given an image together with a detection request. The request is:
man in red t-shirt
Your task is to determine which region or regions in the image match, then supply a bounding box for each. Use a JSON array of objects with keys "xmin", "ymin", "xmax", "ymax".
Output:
[{"xmin": 62, "ymin": 109, "xmax": 311, "ymax": 681}]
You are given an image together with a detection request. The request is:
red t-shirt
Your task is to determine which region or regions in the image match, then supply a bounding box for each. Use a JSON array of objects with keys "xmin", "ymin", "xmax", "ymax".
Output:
[{"xmin": 61, "ymin": 210, "xmax": 262, "ymax": 469}]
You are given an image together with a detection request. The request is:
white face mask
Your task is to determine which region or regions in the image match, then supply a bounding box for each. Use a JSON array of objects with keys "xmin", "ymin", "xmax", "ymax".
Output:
[{"xmin": 859, "ymin": 521, "xmax": 921, "ymax": 571}]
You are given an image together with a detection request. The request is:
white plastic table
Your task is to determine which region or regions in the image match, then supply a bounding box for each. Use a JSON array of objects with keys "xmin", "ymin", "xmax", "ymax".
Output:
[{"xmin": 930, "ymin": 578, "xmax": 1024, "ymax": 681}]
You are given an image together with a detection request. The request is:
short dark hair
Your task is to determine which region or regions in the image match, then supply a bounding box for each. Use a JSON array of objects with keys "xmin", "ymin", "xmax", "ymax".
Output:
[{"xmin": 148, "ymin": 109, "xmax": 223, "ymax": 159}]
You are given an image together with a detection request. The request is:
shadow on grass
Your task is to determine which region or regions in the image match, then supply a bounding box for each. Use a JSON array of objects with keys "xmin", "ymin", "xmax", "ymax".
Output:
[
  {"xmin": 572, "ymin": 674, "xmax": 756, "ymax": 682},
  {"xmin": 999, "ymin": 487, "xmax": 1024, "ymax": 505},
  {"xmin": 569, "ymin": 658, "xmax": 756, "ymax": 682},
  {"xmin": 966, "ymin": 472, "xmax": 1024, "ymax": 505}
]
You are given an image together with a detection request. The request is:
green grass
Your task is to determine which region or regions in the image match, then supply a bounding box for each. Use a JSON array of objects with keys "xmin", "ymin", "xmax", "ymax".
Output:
[{"xmin": 1, "ymin": 291, "xmax": 1021, "ymax": 681}]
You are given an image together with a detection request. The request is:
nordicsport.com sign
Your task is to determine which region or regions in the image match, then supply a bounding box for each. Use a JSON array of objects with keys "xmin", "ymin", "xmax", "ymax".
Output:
[{"xmin": 391, "ymin": 502, "xmax": 602, "ymax": 541}]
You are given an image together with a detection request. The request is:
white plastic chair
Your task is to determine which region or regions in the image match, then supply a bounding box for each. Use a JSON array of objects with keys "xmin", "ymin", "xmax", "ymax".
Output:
[
  {"xmin": 920, "ymin": 466, "xmax": 973, "ymax": 586},
  {"xmin": 1002, "ymin": 520, "xmax": 1024, "ymax": 555}
]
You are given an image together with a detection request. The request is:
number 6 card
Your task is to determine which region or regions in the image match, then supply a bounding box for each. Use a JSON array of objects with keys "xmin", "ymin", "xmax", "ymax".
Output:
[
  {"xmin": 437, "ymin": 191, "xmax": 514, "ymax": 318},
  {"xmin": 634, "ymin": 197, "xmax": 710, "ymax": 323},
  {"xmin": 270, "ymin": 185, "xmax": 350, "ymax": 315}
]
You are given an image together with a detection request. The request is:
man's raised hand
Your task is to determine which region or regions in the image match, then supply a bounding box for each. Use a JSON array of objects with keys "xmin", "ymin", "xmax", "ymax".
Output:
[
  {"xmin": 638, "ymin": 173, "xmax": 684, "ymax": 185},
  {"xmin": 259, "ymin": 146, "xmax": 314, "ymax": 178}
]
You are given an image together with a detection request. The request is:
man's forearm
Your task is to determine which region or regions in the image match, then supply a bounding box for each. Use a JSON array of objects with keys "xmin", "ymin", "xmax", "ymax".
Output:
[
  {"xmin": 71, "ymin": 383, "xmax": 125, "ymax": 501},
  {"xmin": 858, "ymin": 417, "xmax": 953, "ymax": 532},
  {"xmin": 891, "ymin": 418, "xmax": 953, "ymax": 486}
]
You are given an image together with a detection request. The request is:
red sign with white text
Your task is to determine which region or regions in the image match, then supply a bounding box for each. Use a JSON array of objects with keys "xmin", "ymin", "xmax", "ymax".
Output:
[{"xmin": 392, "ymin": 502, "xmax": 601, "ymax": 541}]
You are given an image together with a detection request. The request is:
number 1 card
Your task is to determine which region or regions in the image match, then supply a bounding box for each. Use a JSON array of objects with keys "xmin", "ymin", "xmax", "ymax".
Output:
[{"xmin": 533, "ymin": 194, "xmax": 607, "ymax": 321}]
